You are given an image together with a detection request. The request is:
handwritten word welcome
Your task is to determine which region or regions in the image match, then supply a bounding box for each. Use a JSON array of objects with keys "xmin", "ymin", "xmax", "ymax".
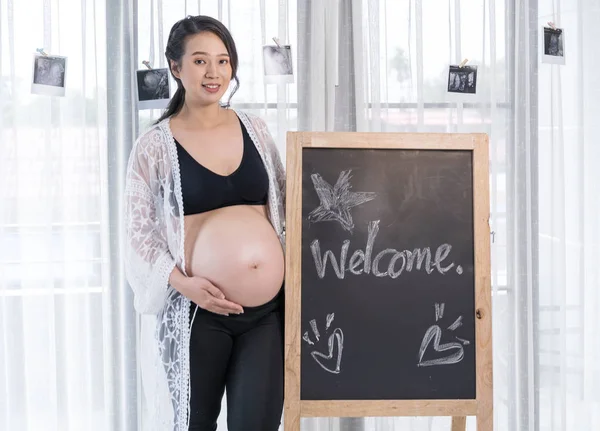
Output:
[{"xmin": 310, "ymin": 220, "xmax": 457, "ymax": 280}]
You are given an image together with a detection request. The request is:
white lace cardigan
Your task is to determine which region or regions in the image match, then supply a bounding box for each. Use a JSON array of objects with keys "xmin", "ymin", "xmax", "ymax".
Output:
[{"xmin": 123, "ymin": 109, "xmax": 286, "ymax": 430}]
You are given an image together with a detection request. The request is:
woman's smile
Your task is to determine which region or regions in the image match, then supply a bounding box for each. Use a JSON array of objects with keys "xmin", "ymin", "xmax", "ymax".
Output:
[{"xmin": 202, "ymin": 83, "xmax": 221, "ymax": 93}]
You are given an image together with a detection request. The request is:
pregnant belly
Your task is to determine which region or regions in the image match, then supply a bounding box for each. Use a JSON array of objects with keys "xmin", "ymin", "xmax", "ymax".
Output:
[{"xmin": 184, "ymin": 205, "xmax": 285, "ymax": 307}]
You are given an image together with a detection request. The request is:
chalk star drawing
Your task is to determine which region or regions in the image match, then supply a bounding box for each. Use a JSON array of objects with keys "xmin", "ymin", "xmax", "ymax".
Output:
[
  {"xmin": 417, "ymin": 303, "xmax": 471, "ymax": 367},
  {"xmin": 303, "ymin": 313, "xmax": 344, "ymax": 374},
  {"xmin": 308, "ymin": 170, "xmax": 377, "ymax": 233}
]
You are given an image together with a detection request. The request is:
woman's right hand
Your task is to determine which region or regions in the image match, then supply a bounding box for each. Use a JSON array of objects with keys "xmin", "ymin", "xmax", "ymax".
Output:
[{"xmin": 181, "ymin": 276, "xmax": 244, "ymax": 316}]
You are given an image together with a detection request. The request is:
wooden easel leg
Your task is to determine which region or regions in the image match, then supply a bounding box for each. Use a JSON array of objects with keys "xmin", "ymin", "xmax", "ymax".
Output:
[
  {"xmin": 451, "ymin": 416, "xmax": 466, "ymax": 431},
  {"xmin": 477, "ymin": 411, "xmax": 493, "ymax": 431},
  {"xmin": 284, "ymin": 402, "xmax": 300, "ymax": 431}
]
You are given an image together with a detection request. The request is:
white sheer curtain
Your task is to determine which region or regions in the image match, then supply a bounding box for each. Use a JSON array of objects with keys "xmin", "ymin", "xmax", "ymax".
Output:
[
  {"xmin": 537, "ymin": 0, "xmax": 600, "ymax": 429},
  {"xmin": 0, "ymin": 0, "xmax": 109, "ymax": 430}
]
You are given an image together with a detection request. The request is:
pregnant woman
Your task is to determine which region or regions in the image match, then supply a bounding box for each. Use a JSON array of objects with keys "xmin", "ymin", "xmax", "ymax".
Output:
[{"xmin": 124, "ymin": 15, "xmax": 286, "ymax": 431}]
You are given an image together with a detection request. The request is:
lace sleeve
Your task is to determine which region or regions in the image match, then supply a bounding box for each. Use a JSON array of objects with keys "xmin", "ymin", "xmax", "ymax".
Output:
[
  {"xmin": 124, "ymin": 128, "xmax": 177, "ymax": 315},
  {"xmin": 254, "ymin": 116, "xmax": 286, "ymax": 209}
]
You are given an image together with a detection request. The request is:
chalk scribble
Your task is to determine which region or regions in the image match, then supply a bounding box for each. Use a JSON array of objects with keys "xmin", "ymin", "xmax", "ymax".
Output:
[{"xmin": 308, "ymin": 170, "xmax": 376, "ymax": 233}]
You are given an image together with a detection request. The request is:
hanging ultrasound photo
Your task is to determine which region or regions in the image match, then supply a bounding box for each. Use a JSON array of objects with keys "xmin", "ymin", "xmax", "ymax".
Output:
[
  {"xmin": 447, "ymin": 65, "xmax": 478, "ymax": 95},
  {"xmin": 31, "ymin": 54, "xmax": 68, "ymax": 97},
  {"xmin": 263, "ymin": 45, "xmax": 294, "ymax": 84},
  {"xmin": 542, "ymin": 27, "xmax": 565, "ymax": 65},
  {"xmin": 136, "ymin": 68, "xmax": 171, "ymax": 110}
]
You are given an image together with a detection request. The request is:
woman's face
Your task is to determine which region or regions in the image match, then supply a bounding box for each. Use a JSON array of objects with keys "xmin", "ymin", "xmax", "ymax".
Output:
[{"xmin": 171, "ymin": 31, "xmax": 232, "ymax": 107}]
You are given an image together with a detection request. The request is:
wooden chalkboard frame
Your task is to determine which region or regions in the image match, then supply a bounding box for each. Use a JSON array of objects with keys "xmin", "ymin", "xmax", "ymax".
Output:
[{"xmin": 284, "ymin": 132, "xmax": 492, "ymax": 431}]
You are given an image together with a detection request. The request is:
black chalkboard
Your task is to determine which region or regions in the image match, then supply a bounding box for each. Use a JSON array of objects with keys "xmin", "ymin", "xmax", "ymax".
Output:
[{"xmin": 300, "ymin": 148, "xmax": 476, "ymax": 401}]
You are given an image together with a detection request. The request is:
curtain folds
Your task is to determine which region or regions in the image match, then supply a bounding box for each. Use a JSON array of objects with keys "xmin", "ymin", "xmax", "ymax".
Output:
[
  {"xmin": 2, "ymin": 0, "xmax": 599, "ymax": 430},
  {"xmin": 0, "ymin": 0, "xmax": 111, "ymax": 429}
]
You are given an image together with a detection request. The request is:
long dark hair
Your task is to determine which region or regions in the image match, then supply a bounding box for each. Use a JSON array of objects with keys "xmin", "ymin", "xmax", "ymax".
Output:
[{"xmin": 155, "ymin": 15, "xmax": 240, "ymax": 124}]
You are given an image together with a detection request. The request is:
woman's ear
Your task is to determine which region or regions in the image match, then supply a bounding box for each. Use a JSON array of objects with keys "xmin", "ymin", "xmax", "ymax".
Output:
[{"xmin": 170, "ymin": 60, "xmax": 181, "ymax": 79}]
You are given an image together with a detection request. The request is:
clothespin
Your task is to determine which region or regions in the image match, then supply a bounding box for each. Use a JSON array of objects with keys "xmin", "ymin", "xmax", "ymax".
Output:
[
  {"xmin": 142, "ymin": 60, "xmax": 153, "ymax": 70},
  {"xmin": 36, "ymin": 48, "xmax": 48, "ymax": 56},
  {"xmin": 547, "ymin": 22, "xmax": 557, "ymax": 30},
  {"xmin": 458, "ymin": 58, "xmax": 469, "ymax": 68},
  {"xmin": 272, "ymin": 37, "xmax": 282, "ymax": 48}
]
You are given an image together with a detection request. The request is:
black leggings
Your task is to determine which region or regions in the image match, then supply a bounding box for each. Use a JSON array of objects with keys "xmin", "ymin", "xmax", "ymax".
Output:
[{"xmin": 188, "ymin": 291, "xmax": 284, "ymax": 431}]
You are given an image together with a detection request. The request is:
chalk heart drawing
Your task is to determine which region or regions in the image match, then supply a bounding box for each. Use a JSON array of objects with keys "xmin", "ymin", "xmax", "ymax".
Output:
[
  {"xmin": 417, "ymin": 302, "xmax": 469, "ymax": 367},
  {"xmin": 303, "ymin": 313, "xmax": 344, "ymax": 374},
  {"xmin": 311, "ymin": 328, "xmax": 344, "ymax": 374},
  {"xmin": 417, "ymin": 325, "xmax": 464, "ymax": 367}
]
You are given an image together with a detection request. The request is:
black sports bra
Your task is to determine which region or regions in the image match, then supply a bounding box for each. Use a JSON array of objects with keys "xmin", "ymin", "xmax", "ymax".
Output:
[{"xmin": 174, "ymin": 118, "xmax": 269, "ymax": 215}]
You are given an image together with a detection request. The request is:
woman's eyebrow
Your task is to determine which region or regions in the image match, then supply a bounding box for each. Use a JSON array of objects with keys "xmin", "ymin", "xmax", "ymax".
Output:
[{"xmin": 190, "ymin": 51, "xmax": 230, "ymax": 57}]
